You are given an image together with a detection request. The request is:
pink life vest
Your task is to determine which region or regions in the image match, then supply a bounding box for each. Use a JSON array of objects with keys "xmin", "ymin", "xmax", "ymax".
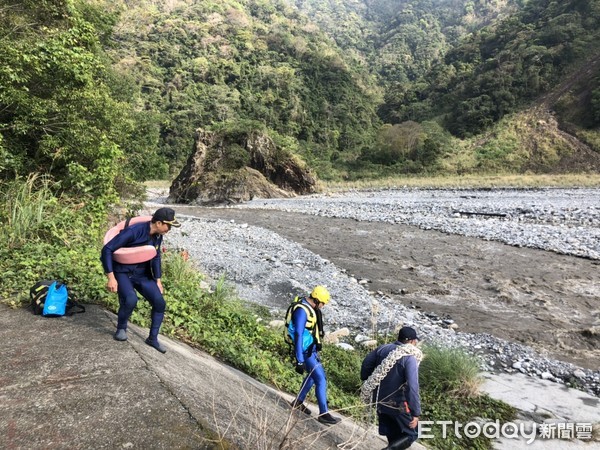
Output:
[{"xmin": 103, "ymin": 216, "xmax": 157, "ymax": 264}]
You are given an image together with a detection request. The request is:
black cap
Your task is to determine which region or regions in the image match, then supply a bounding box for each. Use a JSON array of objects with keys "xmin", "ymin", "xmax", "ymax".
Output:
[
  {"xmin": 152, "ymin": 207, "xmax": 181, "ymax": 227},
  {"xmin": 398, "ymin": 326, "xmax": 419, "ymax": 342}
]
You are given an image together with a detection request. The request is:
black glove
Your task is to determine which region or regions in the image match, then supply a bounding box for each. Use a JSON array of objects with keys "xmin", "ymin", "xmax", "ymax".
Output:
[{"xmin": 295, "ymin": 362, "xmax": 306, "ymax": 375}]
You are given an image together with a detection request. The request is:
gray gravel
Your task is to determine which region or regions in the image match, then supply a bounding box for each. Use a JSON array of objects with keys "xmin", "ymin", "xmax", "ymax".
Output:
[
  {"xmin": 146, "ymin": 187, "xmax": 600, "ymax": 397},
  {"xmin": 227, "ymin": 188, "xmax": 600, "ymax": 260}
]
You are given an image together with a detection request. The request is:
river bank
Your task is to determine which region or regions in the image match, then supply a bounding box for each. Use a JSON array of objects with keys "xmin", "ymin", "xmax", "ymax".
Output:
[{"xmin": 145, "ymin": 187, "xmax": 600, "ymax": 397}]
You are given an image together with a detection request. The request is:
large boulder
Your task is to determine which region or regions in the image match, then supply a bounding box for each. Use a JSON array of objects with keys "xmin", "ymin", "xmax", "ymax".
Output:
[{"xmin": 169, "ymin": 128, "xmax": 318, "ymax": 205}]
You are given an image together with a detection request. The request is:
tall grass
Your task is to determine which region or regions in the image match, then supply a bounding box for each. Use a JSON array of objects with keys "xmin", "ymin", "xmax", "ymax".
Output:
[
  {"xmin": 0, "ymin": 173, "xmax": 110, "ymax": 304},
  {"xmin": 0, "ymin": 174, "xmax": 59, "ymax": 247},
  {"xmin": 420, "ymin": 344, "xmax": 483, "ymax": 398}
]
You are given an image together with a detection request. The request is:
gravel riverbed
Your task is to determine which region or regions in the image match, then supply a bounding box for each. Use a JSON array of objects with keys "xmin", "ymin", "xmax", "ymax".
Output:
[{"xmin": 145, "ymin": 187, "xmax": 600, "ymax": 397}]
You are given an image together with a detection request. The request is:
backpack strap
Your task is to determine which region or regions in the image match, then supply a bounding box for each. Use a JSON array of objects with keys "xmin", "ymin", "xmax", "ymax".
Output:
[
  {"xmin": 29, "ymin": 280, "xmax": 57, "ymax": 315},
  {"xmin": 290, "ymin": 299, "xmax": 321, "ymax": 350},
  {"xmin": 65, "ymin": 301, "xmax": 86, "ymax": 315},
  {"xmin": 292, "ymin": 302, "xmax": 315, "ymax": 322}
]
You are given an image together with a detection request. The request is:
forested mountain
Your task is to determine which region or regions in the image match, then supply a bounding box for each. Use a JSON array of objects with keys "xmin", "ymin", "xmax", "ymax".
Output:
[
  {"xmin": 105, "ymin": 0, "xmax": 600, "ymax": 179},
  {"xmin": 1, "ymin": 0, "xmax": 599, "ymax": 191},
  {"xmin": 105, "ymin": 0, "xmax": 382, "ymax": 178},
  {"xmin": 383, "ymin": 0, "xmax": 600, "ymax": 134},
  {"xmin": 286, "ymin": 0, "xmax": 520, "ymax": 84}
]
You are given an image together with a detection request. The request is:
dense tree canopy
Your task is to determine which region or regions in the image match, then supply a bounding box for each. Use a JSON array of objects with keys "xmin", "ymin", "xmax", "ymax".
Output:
[
  {"xmin": 0, "ymin": 0, "xmax": 164, "ymax": 206},
  {"xmin": 107, "ymin": 0, "xmax": 382, "ymax": 177},
  {"xmin": 383, "ymin": 0, "xmax": 600, "ymax": 138},
  {"xmin": 1, "ymin": 0, "xmax": 599, "ymax": 187}
]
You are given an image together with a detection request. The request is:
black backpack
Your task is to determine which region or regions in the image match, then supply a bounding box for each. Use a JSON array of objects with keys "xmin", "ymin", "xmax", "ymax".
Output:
[{"xmin": 30, "ymin": 280, "xmax": 85, "ymax": 316}]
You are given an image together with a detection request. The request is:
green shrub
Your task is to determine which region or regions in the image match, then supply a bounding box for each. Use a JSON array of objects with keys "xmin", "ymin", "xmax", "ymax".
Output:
[
  {"xmin": 223, "ymin": 143, "xmax": 250, "ymax": 170},
  {"xmin": 1, "ymin": 174, "xmax": 61, "ymax": 248},
  {"xmin": 420, "ymin": 344, "xmax": 483, "ymax": 397},
  {"xmin": 417, "ymin": 344, "xmax": 516, "ymax": 449},
  {"xmin": 420, "ymin": 387, "xmax": 515, "ymax": 449},
  {"xmin": 0, "ymin": 174, "xmax": 109, "ymax": 303}
]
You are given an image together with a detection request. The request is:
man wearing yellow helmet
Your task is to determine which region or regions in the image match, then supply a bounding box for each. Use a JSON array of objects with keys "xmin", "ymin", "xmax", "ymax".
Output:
[{"xmin": 288, "ymin": 285, "xmax": 341, "ymax": 425}]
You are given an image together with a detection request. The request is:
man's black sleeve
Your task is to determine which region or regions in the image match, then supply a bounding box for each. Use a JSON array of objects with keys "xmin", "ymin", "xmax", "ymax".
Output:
[{"xmin": 360, "ymin": 349, "xmax": 379, "ymax": 381}]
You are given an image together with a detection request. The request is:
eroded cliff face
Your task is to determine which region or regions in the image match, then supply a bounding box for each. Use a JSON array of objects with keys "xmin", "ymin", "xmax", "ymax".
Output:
[{"xmin": 169, "ymin": 128, "xmax": 318, "ymax": 205}]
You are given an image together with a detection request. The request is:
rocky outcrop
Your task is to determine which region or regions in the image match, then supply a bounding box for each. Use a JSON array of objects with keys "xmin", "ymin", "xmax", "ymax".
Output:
[{"xmin": 169, "ymin": 128, "xmax": 318, "ymax": 205}]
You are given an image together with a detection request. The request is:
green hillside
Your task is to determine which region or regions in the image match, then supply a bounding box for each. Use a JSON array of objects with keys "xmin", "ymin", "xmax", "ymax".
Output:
[
  {"xmin": 386, "ymin": 0, "xmax": 600, "ymax": 136},
  {"xmin": 286, "ymin": 0, "xmax": 520, "ymax": 85},
  {"xmin": 104, "ymin": 0, "xmax": 382, "ymax": 179},
  {"xmin": 1, "ymin": 0, "xmax": 599, "ymax": 190},
  {"xmin": 105, "ymin": 0, "xmax": 600, "ymax": 179}
]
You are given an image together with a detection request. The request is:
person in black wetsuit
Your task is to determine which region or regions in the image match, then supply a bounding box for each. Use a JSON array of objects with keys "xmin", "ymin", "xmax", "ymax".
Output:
[
  {"xmin": 101, "ymin": 207, "xmax": 180, "ymax": 353},
  {"xmin": 361, "ymin": 327, "xmax": 423, "ymax": 450}
]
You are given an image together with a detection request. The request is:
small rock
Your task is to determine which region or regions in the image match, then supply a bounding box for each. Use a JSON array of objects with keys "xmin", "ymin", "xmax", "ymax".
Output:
[
  {"xmin": 336, "ymin": 343, "xmax": 354, "ymax": 351},
  {"xmin": 268, "ymin": 320, "xmax": 285, "ymax": 329},
  {"xmin": 354, "ymin": 334, "xmax": 370, "ymax": 343},
  {"xmin": 323, "ymin": 327, "xmax": 350, "ymax": 344}
]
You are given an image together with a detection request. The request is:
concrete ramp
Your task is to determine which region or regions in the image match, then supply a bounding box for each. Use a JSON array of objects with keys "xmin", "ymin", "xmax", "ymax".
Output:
[
  {"xmin": 0, "ymin": 304, "xmax": 394, "ymax": 449},
  {"xmin": 481, "ymin": 372, "xmax": 600, "ymax": 449}
]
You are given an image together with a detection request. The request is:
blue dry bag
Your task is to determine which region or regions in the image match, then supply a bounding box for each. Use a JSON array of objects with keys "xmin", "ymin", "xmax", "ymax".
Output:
[{"xmin": 42, "ymin": 281, "xmax": 69, "ymax": 317}]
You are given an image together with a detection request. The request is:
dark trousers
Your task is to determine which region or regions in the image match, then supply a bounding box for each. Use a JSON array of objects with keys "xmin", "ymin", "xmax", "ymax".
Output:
[
  {"xmin": 115, "ymin": 268, "xmax": 166, "ymax": 338},
  {"xmin": 378, "ymin": 412, "xmax": 418, "ymax": 447}
]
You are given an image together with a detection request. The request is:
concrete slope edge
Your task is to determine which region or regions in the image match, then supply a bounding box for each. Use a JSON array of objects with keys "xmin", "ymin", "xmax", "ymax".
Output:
[
  {"xmin": 0, "ymin": 303, "xmax": 404, "ymax": 450},
  {"xmin": 3, "ymin": 301, "xmax": 598, "ymax": 449},
  {"xmin": 117, "ymin": 308, "xmax": 395, "ymax": 449}
]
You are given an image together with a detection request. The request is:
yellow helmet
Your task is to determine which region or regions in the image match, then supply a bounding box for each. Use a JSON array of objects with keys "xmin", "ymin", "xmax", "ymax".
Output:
[{"xmin": 310, "ymin": 285, "xmax": 331, "ymax": 304}]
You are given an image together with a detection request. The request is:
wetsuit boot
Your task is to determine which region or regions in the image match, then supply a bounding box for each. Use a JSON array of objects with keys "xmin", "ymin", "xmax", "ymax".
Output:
[
  {"xmin": 317, "ymin": 412, "xmax": 341, "ymax": 425},
  {"xmin": 289, "ymin": 399, "xmax": 311, "ymax": 415},
  {"xmin": 114, "ymin": 328, "xmax": 127, "ymax": 341},
  {"xmin": 386, "ymin": 436, "xmax": 413, "ymax": 450},
  {"xmin": 145, "ymin": 311, "xmax": 167, "ymax": 353}
]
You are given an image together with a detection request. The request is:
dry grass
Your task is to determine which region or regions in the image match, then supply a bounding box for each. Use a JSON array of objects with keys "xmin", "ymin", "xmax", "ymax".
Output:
[
  {"xmin": 323, "ymin": 173, "xmax": 600, "ymax": 191},
  {"xmin": 143, "ymin": 179, "xmax": 172, "ymax": 189},
  {"xmin": 203, "ymin": 379, "xmax": 377, "ymax": 450},
  {"xmin": 146, "ymin": 173, "xmax": 600, "ymax": 199}
]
